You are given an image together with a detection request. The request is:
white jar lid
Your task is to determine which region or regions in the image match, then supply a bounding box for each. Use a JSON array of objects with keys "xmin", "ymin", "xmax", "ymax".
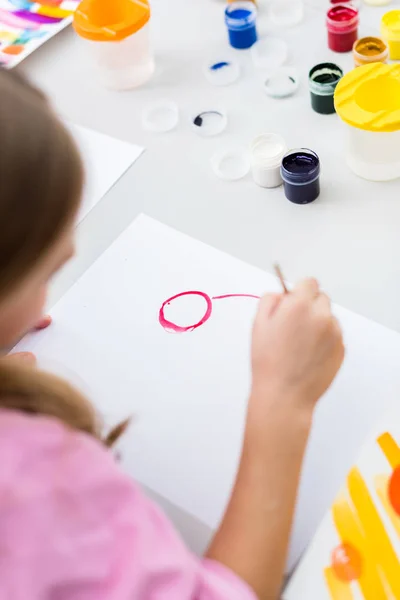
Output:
[
  {"xmin": 191, "ymin": 108, "xmax": 228, "ymax": 137},
  {"xmin": 251, "ymin": 37, "xmax": 288, "ymax": 71},
  {"xmin": 142, "ymin": 100, "xmax": 179, "ymax": 133},
  {"xmin": 211, "ymin": 147, "xmax": 250, "ymax": 181},
  {"xmin": 204, "ymin": 58, "xmax": 240, "ymax": 86},
  {"xmin": 263, "ymin": 67, "xmax": 300, "ymax": 98}
]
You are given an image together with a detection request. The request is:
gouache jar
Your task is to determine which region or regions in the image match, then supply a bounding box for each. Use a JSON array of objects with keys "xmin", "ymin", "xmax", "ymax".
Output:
[
  {"xmin": 281, "ymin": 149, "xmax": 320, "ymax": 205},
  {"xmin": 73, "ymin": 0, "xmax": 154, "ymax": 90},
  {"xmin": 334, "ymin": 63, "xmax": 400, "ymax": 181},
  {"xmin": 309, "ymin": 63, "xmax": 343, "ymax": 115},
  {"xmin": 225, "ymin": 1, "xmax": 258, "ymax": 49},
  {"xmin": 250, "ymin": 133, "xmax": 287, "ymax": 188},
  {"xmin": 353, "ymin": 37, "xmax": 388, "ymax": 67},
  {"xmin": 381, "ymin": 11, "xmax": 400, "ymax": 60},
  {"xmin": 327, "ymin": 5, "xmax": 359, "ymax": 53}
]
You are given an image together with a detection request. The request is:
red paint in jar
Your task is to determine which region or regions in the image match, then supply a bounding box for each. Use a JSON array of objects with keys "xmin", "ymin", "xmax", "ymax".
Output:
[{"xmin": 327, "ymin": 5, "xmax": 359, "ymax": 53}]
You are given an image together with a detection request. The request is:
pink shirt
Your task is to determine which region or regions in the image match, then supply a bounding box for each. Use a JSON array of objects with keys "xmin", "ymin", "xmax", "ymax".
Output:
[{"xmin": 0, "ymin": 410, "xmax": 256, "ymax": 600}]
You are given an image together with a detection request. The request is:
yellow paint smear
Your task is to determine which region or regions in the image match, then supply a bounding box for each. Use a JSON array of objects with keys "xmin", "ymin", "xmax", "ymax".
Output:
[
  {"xmin": 0, "ymin": 30, "xmax": 17, "ymax": 42},
  {"xmin": 332, "ymin": 490, "xmax": 387, "ymax": 599},
  {"xmin": 347, "ymin": 467, "xmax": 400, "ymax": 597},
  {"xmin": 375, "ymin": 474, "xmax": 400, "ymax": 538},
  {"xmin": 377, "ymin": 432, "xmax": 400, "ymax": 469},
  {"xmin": 324, "ymin": 566, "xmax": 355, "ymax": 600},
  {"xmin": 37, "ymin": 5, "xmax": 73, "ymax": 18}
]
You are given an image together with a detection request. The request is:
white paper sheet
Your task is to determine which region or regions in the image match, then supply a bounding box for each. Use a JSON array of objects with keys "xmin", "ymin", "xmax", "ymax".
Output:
[
  {"xmin": 283, "ymin": 408, "xmax": 400, "ymax": 599},
  {"xmin": 69, "ymin": 124, "xmax": 144, "ymax": 223},
  {"xmin": 13, "ymin": 215, "xmax": 400, "ymax": 571}
]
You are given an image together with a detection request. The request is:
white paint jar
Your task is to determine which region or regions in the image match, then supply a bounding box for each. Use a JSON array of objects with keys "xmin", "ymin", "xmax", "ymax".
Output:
[{"xmin": 250, "ymin": 134, "xmax": 287, "ymax": 188}]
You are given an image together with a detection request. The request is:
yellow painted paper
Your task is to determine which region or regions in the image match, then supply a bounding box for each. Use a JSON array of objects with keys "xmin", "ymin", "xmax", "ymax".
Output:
[
  {"xmin": 347, "ymin": 467, "xmax": 400, "ymax": 597},
  {"xmin": 37, "ymin": 5, "xmax": 73, "ymax": 19},
  {"xmin": 375, "ymin": 475, "xmax": 400, "ymax": 538},
  {"xmin": 324, "ymin": 566, "xmax": 355, "ymax": 600},
  {"xmin": 377, "ymin": 432, "xmax": 400, "ymax": 469},
  {"xmin": 332, "ymin": 490, "xmax": 387, "ymax": 600}
]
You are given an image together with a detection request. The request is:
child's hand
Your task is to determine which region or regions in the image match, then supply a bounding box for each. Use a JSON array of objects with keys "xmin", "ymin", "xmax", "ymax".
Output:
[
  {"xmin": 34, "ymin": 315, "xmax": 52, "ymax": 330},
  {"xmin": 250, "ymin": 278, "xmax": 344, "ymax": 416},
  {"xmin": 5, "ymin": 315, "xmax": 52, "ymax": 367}
]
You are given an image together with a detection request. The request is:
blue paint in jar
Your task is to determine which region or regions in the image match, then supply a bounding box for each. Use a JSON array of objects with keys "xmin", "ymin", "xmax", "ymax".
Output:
[
  {"xmin": 280, "ymin": 149, "xmax": 320, "ymax": 205},
  {"xmin": 225, "ymin": 2, "xmax": 258, "ymax": 50}
]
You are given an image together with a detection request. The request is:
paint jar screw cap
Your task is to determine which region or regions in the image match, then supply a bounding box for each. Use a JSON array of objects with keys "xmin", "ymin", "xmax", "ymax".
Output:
[
  {"xmin": 251, "ymin": 37, "xmax": 288, "ymax": 71},
  {"xmin": 211, "ymin": 147, "xmax": 250, "ymax": 181},
  {"xmin": 204, "ymin": 59, "xmax": 240, "ymax": 86},
  {"xmin": 263, "ymin": 67, "xmax": 299, "ymax": 98},
  {"xmin": 142, "ymin": 100, "xmax": 179, "ymax": 133},
  {"xmin": 191, "ymin": 108, "xmax": 228, "ymax": 137}
]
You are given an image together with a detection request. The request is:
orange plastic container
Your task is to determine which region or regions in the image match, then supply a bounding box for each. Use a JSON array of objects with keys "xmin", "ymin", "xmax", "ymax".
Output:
[{"xmin": 74, "ymin": 0, "xmax": 154, "ymax": 89}]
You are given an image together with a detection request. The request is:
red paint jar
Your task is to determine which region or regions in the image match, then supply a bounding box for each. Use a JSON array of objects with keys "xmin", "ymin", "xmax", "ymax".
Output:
[{"xmin": 327, "ymin": 5, "xmax": 359, "ymax": 53}]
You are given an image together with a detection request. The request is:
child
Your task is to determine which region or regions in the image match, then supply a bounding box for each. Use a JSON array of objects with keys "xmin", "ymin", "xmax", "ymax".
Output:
[{"xmin": 0, "ymin": 70, "xmax": 344, "ymax": 600}]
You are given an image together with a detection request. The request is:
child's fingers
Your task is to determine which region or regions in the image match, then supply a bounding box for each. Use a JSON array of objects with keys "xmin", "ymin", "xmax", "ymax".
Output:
[
  {"xmin": 4, "ymin": 352, "xmax": 37, "ymax": 367},
  {"xmin": 293, "ymin": 278, "xmax": 320, "ymax": 300},
  {"xmin": 34, "ymin": 315, "xmax": 52, "ymax": 330}
]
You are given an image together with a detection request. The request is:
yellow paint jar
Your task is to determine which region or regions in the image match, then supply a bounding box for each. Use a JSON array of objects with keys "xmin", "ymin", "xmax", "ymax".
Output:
[
  {"xmin": 381, "ymin": 10, "xmax": 400, "ymax": 60},
  {"xmin": 334, "ymin": 63, "xmax": 400, "ymax": 181},
  {"xmin": 353, "ymin": 37, "xmax": 388, "ymax": 67}
]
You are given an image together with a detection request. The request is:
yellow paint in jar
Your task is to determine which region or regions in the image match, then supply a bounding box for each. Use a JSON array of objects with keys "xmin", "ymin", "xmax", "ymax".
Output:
[
  {"xmin": 381, "ymin": 10, "xmax": 400, "ymax": 60},
  {"xmin": 353, "ymin": 37, "xmax": 388, "ymax": 67}
]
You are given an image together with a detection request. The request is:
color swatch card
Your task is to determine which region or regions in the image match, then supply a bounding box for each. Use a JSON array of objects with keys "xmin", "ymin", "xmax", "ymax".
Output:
[
  {"xmin": 0, "ymin": 0, "xmax": 79, "ymax": 68},
  {"xmin": 13, "ymin": 215, "xmax": 400, "ymax": 572},
  {"xmin": 284, "ymin": 411, "xmax": 400, "ymax": 599}
]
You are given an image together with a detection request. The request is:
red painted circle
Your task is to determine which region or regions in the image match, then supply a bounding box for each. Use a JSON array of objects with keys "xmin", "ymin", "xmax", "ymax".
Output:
[{"xmin": 159, "ymin": 291, "xmax": 213, "ymax": 333}]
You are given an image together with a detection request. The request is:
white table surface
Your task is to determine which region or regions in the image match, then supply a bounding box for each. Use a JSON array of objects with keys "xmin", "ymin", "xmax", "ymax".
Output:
[{"xmin": 17, "ymin": 0, "xmax": 400, "ymax": 561}]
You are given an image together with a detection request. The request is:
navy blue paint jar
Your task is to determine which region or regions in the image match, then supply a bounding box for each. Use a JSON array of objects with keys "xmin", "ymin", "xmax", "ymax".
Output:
[
  {"xmin": 225, "ymin": 1, "xmax": 258, "ymax": 50},
  {"xmin": 281, "ymin": 149, "xmax": 320, "ymax": 205}
]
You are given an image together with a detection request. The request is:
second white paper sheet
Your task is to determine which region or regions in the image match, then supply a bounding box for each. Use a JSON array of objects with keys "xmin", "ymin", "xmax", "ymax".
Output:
[{"xmin": 14, "ymin": 215, "xmax": 400, "ymax": 571}]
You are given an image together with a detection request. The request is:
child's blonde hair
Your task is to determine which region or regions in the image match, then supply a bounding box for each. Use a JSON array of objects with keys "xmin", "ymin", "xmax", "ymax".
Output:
[{"xmin": 0, "ymin": 70, "xmax": 122, "ymax": 447}]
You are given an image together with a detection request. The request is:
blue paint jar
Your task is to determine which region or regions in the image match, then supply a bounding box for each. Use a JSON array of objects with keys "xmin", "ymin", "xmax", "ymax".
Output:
[
  {"xmin": 281, "ymin": 149, "xmax": 320, "ymax": 204},
  {"xmin": 225, "ymin": 2, "xmax": 258, "ymax": 50}
]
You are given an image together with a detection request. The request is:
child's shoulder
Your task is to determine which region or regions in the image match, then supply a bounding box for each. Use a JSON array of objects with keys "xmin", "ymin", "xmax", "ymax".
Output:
[{"xmin": 0, "ymin": 408, "xmax": 134, "ymax": 506}]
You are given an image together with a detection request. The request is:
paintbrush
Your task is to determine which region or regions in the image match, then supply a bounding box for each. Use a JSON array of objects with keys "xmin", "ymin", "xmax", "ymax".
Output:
[{"xmin": 274, "ymin": 263, "xmax": 288, "ymax": 294}]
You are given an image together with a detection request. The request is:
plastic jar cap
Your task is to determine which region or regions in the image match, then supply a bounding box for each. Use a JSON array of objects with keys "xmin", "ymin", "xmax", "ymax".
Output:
[
  {"xmin": 251, "ymin": 134, "xmax": 287, "ymax": 166},
  {"xmin": 251, "ymin": 38, "xmax": 288, "ymax": 71},
  {"xmin": 327, "ymin": 5, "xmax": 359, "ymax": 31},
  {"xmin": 211, "ymin": 147, "xmax": 250, "ymax": 181},
  {"xmin": 191, "ymin": 109, "xmax": 228, "ymax": 137},
  {"xmin": 353, "ymin": 37, "xmax": 388, "ymax": 62},
  {"xmin": 270, "ymin": 0, "xmax": 304, "ymax": 27},
  {"xmin": 142, "ymin": 100, "xmax": 179, "ymax": 133},
  {"xmin": 381, "ymin": 10, "xmax": 400, "ymax": 38},
  {"xmin": 225, "ymin": 1, "xmax": 257, "ymax": 29},
  {"xmin": 204, "ymin": 59, "xmax": 240, "ymax": 86},
  {"xmin": 263, "ymin": 68, "xmax": 299, "ymax": 98},
  {"xmin": 74, "ymin": 0, "xmax": 150, "ymax": 42}
]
